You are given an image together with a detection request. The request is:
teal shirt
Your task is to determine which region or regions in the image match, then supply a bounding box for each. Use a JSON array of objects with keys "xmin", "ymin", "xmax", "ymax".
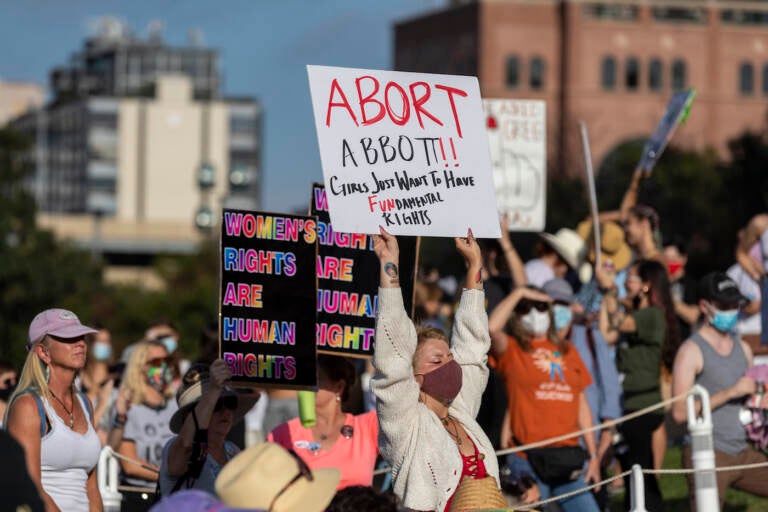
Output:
[{"xmin": 618, "ymin": 306, "xmax": 664, "ymax": 411}]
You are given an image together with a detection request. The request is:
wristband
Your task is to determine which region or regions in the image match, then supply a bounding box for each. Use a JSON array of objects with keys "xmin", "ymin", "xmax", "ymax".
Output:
[{"xmin": 112, "ymin": 414, "xmax": 127, "ymax": 429}]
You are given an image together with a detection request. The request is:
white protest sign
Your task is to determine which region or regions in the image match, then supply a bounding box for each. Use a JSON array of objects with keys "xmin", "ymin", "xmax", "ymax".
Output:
[
  {"xmin": 307, "ymin": 65, "xmax": 501, "ymax": 238},
  {"xmin": 483, "ymin": 99, "xmax": 546, "ymax": 231}
]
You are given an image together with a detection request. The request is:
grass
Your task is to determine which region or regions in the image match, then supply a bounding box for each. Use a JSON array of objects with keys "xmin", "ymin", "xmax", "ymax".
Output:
[{"xmin": 608, "ymin": 446, "xmax": 768, "ymax": 511}]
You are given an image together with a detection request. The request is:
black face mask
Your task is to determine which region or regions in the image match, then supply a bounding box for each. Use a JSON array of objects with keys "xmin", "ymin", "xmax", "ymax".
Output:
[{"xmin": 0, "ymin": 385, "xmax": 15, "ymax": 402}]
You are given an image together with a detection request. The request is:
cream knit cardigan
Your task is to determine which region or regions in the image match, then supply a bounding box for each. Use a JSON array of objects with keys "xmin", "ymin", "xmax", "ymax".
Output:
[{"xmin": 372, "ymin": 287, "xmax": 500, "ymax": 512}]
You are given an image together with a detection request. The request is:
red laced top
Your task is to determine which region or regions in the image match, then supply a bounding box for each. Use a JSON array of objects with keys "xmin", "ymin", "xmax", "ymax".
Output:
[{"xmin": 444, "ymin": 440, "xmax": 488, "ymax": 512}]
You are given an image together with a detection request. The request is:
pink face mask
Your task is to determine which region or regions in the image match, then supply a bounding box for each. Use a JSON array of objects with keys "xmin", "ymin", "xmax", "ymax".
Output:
[{"xmin": 416, "ymin": 359, "xmax": 463, "ymax": 404}]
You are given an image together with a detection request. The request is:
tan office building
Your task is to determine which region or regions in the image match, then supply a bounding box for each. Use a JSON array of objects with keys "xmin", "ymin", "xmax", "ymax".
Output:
[
  {"xmin": 0, "ymin": 79, "xmax": 44, "ymax": 127},
  {"xmin": 395, "ymin": 0, "xmax": 768, "ymax": 174}
]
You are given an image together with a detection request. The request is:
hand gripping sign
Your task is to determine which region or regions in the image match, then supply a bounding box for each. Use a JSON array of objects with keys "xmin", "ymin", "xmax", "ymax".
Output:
[{"xmin": 307, "ymin": 65, "xmax": 501, "ymax": 238}]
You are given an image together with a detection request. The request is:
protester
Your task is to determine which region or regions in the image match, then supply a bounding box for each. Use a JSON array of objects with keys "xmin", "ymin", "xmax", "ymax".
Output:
[
  {"xmin": 115, "ymin": 339, "xmax": 177, "ymax": 508},
  {"xmin": 543, "ymin": 278, "xmax": 621, "ymax": 508},
  {"xmin": 79, "ymin": 326, "xmax": 116, "ymax": 444},
  {"xmin": 524, "ymin": 228, "xmax": 585, "ymax": 287},
  {"xmin": 326, "ymin": 485, "xmax": 399, "ymax": 512},
  {"xmin": 0, "ymin": 359, "xmax": 18, "ymax": 428},
  {"xmin": 5, "ymin": 308, "xmax": 102, "ymax": 512},
  {"xmin": 372, "ymin": 227, "xmax": 504, "ymax": 512},
  {"xmin": 624, "ymin": 205, "xmax": 665, "ymax": 263},
  {"xmin": 672, "ymin": 272, "xmax": 768, "ymax": 508},
  {"xmin": 159, "ymin": 359, "xmax": 259, "ymax": 495},
  {"xmin": 599, "ymin": 259, "xmax": 680, "ymax": 512},
  {"xmin": 414, "ymin": 281, "xmax": 450, "ymax": 331},
  {"xmin": 489, "ymin": 284, "xmax": 600, "ymax": 511},
  {"xmin": 727, "ymin": 238, "xmax": 764, "ymax": 352},
  {"xmin": 0, "ymin": 429, "xmax": 45, "ymax": 512},
  {"xmin": 664, "ymin": 238, "xmax": 700, "ymax": 341},
  {"xmin": 150, "ymin": 442, "xmax": 340, "ymax": 512},
  {"xmin": 269, "ymin": 355, "xmax": 378, "ymax": 490}
]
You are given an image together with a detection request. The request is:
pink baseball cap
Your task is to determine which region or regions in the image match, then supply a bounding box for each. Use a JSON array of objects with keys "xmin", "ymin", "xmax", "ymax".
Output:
[{"xmin": 27, "ymin": 309, "xmax": 98, "ymax": 351}]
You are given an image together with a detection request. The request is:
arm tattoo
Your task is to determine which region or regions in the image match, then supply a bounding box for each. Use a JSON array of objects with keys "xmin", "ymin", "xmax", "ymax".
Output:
[{"xmin": 384, "ymin": 262, "xmax": 399, "ymax": 283}]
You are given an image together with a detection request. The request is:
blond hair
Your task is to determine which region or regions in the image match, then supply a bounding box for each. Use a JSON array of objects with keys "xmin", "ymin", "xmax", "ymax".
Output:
[
  {"xmin": 121, "ymin": 340, "xmax": 173, "ymax": 405},
  {"xmin": 4, "ymin": 337, "xmax": 69, "ymax": 426}
]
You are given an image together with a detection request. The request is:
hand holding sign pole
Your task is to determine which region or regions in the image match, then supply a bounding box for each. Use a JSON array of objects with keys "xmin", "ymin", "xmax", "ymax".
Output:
[{"xmin": 307, "ymin": 65, "xmax": 500, "ymax": 238}]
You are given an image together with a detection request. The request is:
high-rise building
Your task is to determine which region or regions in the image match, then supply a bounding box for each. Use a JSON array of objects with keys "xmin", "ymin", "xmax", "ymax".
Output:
[
  {"xmin": 0, "ymin": 79, "xmax": 45, "ymax": 127},
  {"xmin": 395, "ymin": 0, "xmax": 768, "ymax": 174}
]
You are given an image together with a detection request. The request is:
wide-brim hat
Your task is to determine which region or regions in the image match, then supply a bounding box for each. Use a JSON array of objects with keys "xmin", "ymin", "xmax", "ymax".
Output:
[
  {"xmin": 577, "ymin": 220, "xmax": 632, "ymax": 273},
  {"xmin": 539, "ymin": 228, "xmax": 586, "ymax": 271},
  {"xmin": 215, "ymin": 442, "xmax": 340, "ymax": 512},
  {"xmin": 169, "ymin": 378, "xmax": 259, "ymax": 434}
]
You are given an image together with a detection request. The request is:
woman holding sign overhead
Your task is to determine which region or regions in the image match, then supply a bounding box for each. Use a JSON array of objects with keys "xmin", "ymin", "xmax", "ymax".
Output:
[{"xmin": 371, "ymin": 227, "xmax": 505, "ymax": 512}]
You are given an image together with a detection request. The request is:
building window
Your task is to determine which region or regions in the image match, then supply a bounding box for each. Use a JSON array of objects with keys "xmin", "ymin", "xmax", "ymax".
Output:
[
  {"xmin": 722, "ymin": 9, "xmax": 768, "ymax": 26},
  {"xmin": 652, "ymin": 7, "xmax": 707, "ymax": 23},
  {"xmin": 763, "ymin": 64, "xmax": 768, "ymax": 95},
  {"xmin": 625, "ymin": 57, "xmax": 639, "ymax": 90},
  {"xmin": 529, "ymin": 57, "xmax": 545, "ymax": 90},
  {"xmin": 601, "ymin": 56, "xmax": 616, "ymax": 90},
  {"xmin": 582, "ymin": 3, "xmax": 639, "ymax": 21},
  {"xmin": 506, "ymin": 55, "xmax": 520, "ymax": 88},
  {"xmin": 740, "ymin": 62, "xmax": 755, "ymax": 95},
  {"xmin": 672, "ymin": 60, "xmax": 687, "ymax": 90},
  {"xmin": 649, "ymin": 58, "xmax": 663, "ymax": 91}
]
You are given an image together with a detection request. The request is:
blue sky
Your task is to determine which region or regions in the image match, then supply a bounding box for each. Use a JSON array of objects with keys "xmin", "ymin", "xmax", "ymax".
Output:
[{"xmin": 0, "ymin": 0, "xmax": 445, "ymax": 213}]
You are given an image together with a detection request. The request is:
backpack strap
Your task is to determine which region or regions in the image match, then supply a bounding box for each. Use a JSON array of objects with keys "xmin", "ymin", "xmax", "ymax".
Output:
[
  {"xmin": 21, "ymin": 391, "xmax": 47, "ymax": 438},
  {"xmin": 78, "ymin": 391, "xmax": 93, "ymax": 422}
]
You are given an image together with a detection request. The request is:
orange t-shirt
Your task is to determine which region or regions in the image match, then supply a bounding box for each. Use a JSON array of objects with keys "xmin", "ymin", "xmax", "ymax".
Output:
[
  {"xmin": 267, "ymin": 411, "xmax": 379, "ymax": 490},
  {"xmin": 496, "ymin": 336, "xmax": 592, "ymax": 448}
]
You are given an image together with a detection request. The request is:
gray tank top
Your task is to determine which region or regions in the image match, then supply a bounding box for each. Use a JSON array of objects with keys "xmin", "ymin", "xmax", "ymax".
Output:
[{"xmin": 691, "ymin": 332, "xmax": 749, "ymax": 455}]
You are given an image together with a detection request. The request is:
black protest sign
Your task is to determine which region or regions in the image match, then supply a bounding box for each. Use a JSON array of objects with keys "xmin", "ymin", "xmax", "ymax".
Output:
[
  {"xmin": 220, "ymin": 209, "xmax": 318, "ymax": 389},
  {"xmin": 311, "ymin": 183, "xmax": 418, "ymax": 358}
]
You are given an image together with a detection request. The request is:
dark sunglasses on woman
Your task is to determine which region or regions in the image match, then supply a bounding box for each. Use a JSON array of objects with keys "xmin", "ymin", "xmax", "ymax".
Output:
[
  {"xmin": 214, "ymin": 395, "xmax": 238, "ymax": 412},
  {"xmin": 146, "ymin": 357, "xmax": 172, "ymax": 368},
  {"xmin": 515, "ymin": 300, "xmax": 550, "ymax": 315}
]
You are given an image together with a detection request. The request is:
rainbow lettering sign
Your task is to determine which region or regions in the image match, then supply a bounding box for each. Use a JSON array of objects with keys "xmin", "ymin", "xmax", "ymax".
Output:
[
  {"xmin": 219, "ymin": 209, "xmax": 318, "ymax": 389},
  {"xmin": 311, "ymin": 183, "xmax": 418, "ymax": 358}
]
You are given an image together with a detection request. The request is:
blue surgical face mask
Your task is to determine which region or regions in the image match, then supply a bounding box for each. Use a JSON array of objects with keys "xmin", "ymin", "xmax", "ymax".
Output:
[
  {"xmin": 92, "ymin": 342, "xmax": 112, "ymax": 361},
  {"xmin": 553, "ymin": 304, "xmax": 573, "ymax": 331},
  {"xmin": 159, "ymin": 336, "xmax": 178, "ymax": 354},
  {"xmin": 710, "ymin": 306, "xmax": 739, "ymax": 333}
]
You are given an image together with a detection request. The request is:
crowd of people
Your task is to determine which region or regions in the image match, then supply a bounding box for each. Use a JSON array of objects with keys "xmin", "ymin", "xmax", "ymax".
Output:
[{"xmin": 2, "ymin": 168, "xmax": 768, "ymax": 511}]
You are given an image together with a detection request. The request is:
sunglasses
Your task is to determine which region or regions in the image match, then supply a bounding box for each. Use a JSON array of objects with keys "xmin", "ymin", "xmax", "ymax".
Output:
[
  {"xmin": 48, "ymin": 335, "xmax": 84, "ymax": 344},
  {"xmin": 214, "ymin": 395, "xmax": 238, "ymax": 412},
  {"xmin": 1, "ymin": 377, "xmax": 16, "ymax": 388},
  {"xmin": 515, "ymin": 300, "xmax": 550, "ymax": 315},
  {"xmin": 146, "ymin": 357, "xmax": 172, "ymax": 368},
  {"xmin": 268, "ymin": 449, "xmax": 314, "ymax": 512}
]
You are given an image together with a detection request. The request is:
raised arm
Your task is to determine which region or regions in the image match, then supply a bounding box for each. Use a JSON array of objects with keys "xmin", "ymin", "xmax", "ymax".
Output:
[
  {"xmin": 166, "ymin": 360, "xmax": 230, "ymax": 477},
  {"xmin": 370, "ymin": 228, "xmax": 420, "ymax": 469},
  {"xmin": 451, "ymin": 229, "xmax": 490, "ymax": 417},
  {"xmin": 619, "ymin": 168, "xmax": 643, "ymax": 222},
  {"xmin": 498, "ymin": 217, "xmax": 527, "ymax": 288}
]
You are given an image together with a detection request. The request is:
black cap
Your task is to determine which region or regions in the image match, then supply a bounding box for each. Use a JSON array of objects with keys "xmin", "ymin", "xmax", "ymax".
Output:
[{"xmin": 698, "ymin": 272, "xmax": 747, "ymax": 305}]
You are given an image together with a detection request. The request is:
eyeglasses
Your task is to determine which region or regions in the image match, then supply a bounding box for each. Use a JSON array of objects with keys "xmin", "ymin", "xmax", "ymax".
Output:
[
  {"xmin": 214, "ymin": 395, "xmax": 237, "ymax": 412},
  {"xmin": 146, "ymin": 357, "xmax": 172, "ymax": 368},
  {"xmin": 268, "ymin": 449, "xmax": 314, "ymax": 512},
  {"xmin": 515, "ymin": 300, "xmax": 550, "ymax": 315}
]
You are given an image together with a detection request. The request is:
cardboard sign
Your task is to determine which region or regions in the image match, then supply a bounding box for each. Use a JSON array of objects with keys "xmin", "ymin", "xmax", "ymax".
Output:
[
  {"xmin": 307, "ymin": 65, "xmax": 501, "ymax": 238},
  {"xmin": 638, "ymin": 88, "xmax": 696, "ymax": 175},
  {"xmin": 219, "ymin": 209, "xmax": 318, "ymax": 390},
  {"xmin": 483, "ymin": 99, "xmax": 547, "ymax": 232},
  {"xmin": 311, "ymin": 184, "xmax": 418, "ymax": 358}
]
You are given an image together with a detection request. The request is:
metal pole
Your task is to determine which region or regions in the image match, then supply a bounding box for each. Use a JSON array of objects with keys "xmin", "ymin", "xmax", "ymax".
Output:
[
  {"xmin": 579, "ymin": 121, "xmax": 601, "ymax": 269},
  {"xmin": 687, "ymin": 384, "xmax": 719, "ymax": 512},
  {"xmin": 629, "ymin": 464, "xmax": 648, "ymax": 512},
  {"xmin": 97, "ymin": 447, "xmax": 123, "ymax": 512}
]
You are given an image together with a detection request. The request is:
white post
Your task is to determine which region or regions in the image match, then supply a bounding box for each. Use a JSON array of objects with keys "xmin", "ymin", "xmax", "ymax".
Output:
[
  {"xmin": 97, "ymin": 447, "xmax": 123, "ymax": 512},
  {"xmin": 628, "ymin": 464, "xmax": 648, "ymax": 512},
  {"xmin": 687, "ymin": 384, "xmax": 719, "ymax": 512}
]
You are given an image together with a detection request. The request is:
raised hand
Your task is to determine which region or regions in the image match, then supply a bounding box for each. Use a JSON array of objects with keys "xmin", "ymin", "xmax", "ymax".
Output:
[
  {"xmin": 455, "ymin": 229, "xmax": 483, "ymax": 290},
  {"xmin": 209, "ymin": 359, "xmax": 232, "ymax": 389},
  {"xmin": 373, "ymin": 227, "xmax": 400, "ymax": 288}
]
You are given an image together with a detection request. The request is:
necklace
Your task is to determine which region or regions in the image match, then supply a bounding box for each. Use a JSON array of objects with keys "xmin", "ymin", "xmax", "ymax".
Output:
[
  {"xmin": 49, "ymin": 389, "xmax": 75, "ymax": 428},
  {"xmin": 440, "ymin": 415, "xmax": 462, "ymax": 447}
]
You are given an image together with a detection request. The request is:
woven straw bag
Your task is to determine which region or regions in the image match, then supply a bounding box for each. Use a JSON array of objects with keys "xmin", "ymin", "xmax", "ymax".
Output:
[{"xmin": 449, "ymin": 475, "xmax": 508, "ymax": 512}]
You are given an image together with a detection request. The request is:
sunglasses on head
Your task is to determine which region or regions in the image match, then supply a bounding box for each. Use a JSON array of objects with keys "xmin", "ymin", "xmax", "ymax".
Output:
[
  {"xmin": 214, "ymin": 395, "xmax": 238, "ymax": 412},
  {"xmin": 146, "ymin": 357, "xmax": 172, "ymax": 368},
  {"xmin": 268, "ymin": 449, "xmax": 314, "ymax": 512},
  {"xmin": 515, "ymin": 300, "xmax": 550, "ymax": 315}
]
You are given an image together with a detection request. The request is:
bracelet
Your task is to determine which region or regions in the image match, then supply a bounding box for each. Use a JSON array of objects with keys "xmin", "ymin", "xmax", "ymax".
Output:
[{"xmin": 112, "ymin": 414, "xmax": 127, "ymax": 429}]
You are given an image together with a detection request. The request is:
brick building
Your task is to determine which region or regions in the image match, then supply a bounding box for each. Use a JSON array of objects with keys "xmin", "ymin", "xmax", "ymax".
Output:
[{"xmin": 395, "ymin": 0, "xmax": 768, "ymax": 174}]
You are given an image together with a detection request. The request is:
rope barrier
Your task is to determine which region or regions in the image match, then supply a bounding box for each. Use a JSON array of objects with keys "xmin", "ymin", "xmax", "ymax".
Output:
[
  {"xmin": 110, "ymin": 450, "xmax": 160, "ymax": 474},
  {"xmin": 496, "ymin": 390, "xmax": 689, "ymax": 456},
  {"xmin": 644, "ymin": 461, "xmax": 768, "ymax": 475},
  {"xmin": 514, "ymin": 470, "xmax": 632, "ymax": 511}
]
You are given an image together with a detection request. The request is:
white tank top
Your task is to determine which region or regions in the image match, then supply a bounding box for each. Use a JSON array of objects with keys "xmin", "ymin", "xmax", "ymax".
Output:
[{"xmin": 40, "ymin": 394, "xmax": 102, "ymax": 512}]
